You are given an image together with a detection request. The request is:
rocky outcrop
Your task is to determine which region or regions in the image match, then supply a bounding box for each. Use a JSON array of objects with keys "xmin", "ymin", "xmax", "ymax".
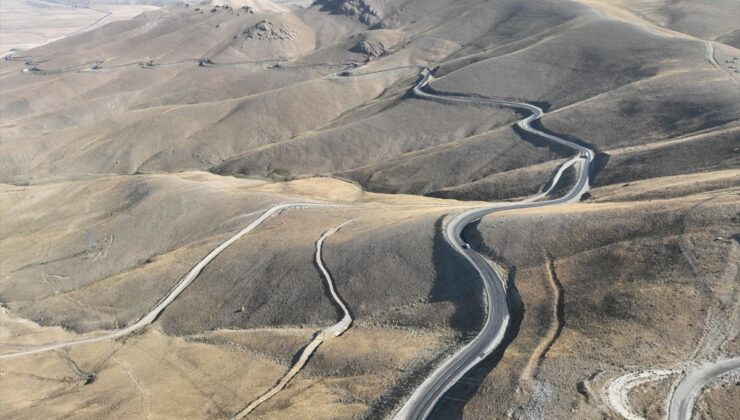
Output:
[
  {"xmin": 315, "ymin": 0, "xmax": 385, "ymax": 26},
  {"xmin": 350, "ymin": 40, "xmax": 387, "ymax": 58},
  {"xmin": 242, "ymin": 20, "xmax": 296, "ymax": 41},
  {"xmin": 348, "ymin": 29, "xmax": 402, "ymax": 58}
]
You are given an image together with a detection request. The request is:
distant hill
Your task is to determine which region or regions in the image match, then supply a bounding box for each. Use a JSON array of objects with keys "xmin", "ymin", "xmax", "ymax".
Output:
[{"xmin": 0, "ymin": 1, "xmax": 738, "ymax": 419}]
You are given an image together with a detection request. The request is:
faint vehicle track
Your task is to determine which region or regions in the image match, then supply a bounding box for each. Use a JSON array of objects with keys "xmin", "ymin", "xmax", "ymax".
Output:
[{"xmin": 112, "ymin": 356, "xmax": 150, "ymax": 419}]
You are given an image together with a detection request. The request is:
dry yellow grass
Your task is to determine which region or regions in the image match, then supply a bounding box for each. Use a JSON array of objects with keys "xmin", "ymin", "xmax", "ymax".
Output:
[{"xmin": 0, "ymin": 328, "xmax": 286, "ymax": 419}]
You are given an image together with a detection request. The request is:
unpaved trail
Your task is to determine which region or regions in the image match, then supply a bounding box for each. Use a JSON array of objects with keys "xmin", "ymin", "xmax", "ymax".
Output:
[
  {"xmin": 232, "ymin": 221, "xmax": 353, "ymax": 419},
  {"xmin": 602, "ymin": 222, "xmax": 739, "ymax": 420},
  {"xmin": 0, "ymin": 202, "xmax": 330, "ymax": 359},
  {"xmin": 603, "ymin": 369, "xmax": 676, "ymax": 420}
]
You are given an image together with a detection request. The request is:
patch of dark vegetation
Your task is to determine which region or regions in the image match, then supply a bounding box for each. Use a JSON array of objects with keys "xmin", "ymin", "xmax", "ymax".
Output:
[
  {"xmin": 618, "ymin": 98, "xmax": 643, "ymax": 117},
  {"xmin": 663, "ymin": 7, "xmax": 687, "ymax": 26},
  {"xmin": 651, "ymin": 100, "xmax": 736, "ymax": 139},
  {"xmin": 117, "ymin": 181, "xmax": 151, "ymax": 213},
  {"xmin": 601, "ymin": 290, "xmax": 636, "ymax": 320},
  {"xmin": 589, "ymin": 152, "xmax": 610, "ymax": 183}
]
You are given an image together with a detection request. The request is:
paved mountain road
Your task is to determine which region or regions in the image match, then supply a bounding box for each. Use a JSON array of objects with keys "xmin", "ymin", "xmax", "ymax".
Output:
[
  {"xmin": 393, "ymin": 68, "xmax": 593, "ymax": 420},
  {"xmin": 669, "ymin": 358, "xmax": 740, "ymax": 420},
  {"xmin": 3, "ymin": 62, "xmax": 595, "ymax": 420}
]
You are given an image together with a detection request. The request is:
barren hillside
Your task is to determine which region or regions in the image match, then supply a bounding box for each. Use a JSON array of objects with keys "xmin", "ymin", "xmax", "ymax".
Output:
[{"xmin": 0, "ymin": 0, "xmax": 738, "ymax": 418}]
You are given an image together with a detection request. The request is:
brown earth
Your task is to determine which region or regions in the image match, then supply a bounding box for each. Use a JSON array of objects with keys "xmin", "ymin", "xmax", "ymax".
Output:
[{"xmin": 0, "ymin": 0, "xmax": 738, "ymax": 418}]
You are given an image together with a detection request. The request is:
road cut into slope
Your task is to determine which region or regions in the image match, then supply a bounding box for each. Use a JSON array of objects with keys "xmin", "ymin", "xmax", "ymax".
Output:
[
  {"xmin": 669, "ymin": 357, "xmax": 740, "ymax": 420},
  {"xmin": 390, "ymin": 68, "xmax": 593, "ymax": 420},
  {"xmin": 0, "ymin": 202, "xmax": 332, "ymax": 360},
  {"xmin": 232, "ymin": 221, "xmax": 353, "ymax": 419}
]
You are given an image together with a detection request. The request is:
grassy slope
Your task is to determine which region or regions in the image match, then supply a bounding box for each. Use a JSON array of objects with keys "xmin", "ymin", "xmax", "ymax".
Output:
[
  {"xmin": 442, "ymin": 176, "xmax": 739, "ymax": 418},
  {"xmin": 0, "ymin": 0, "xmax": 738, "ymax": 417}
]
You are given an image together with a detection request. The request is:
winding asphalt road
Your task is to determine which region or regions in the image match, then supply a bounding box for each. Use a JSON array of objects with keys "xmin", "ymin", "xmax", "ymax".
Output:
[
  {"xmin": 393, "ymin": 68, "xmax": 593, "ymax": 420},
  {"xmin": 669, "ymin": 357, "xmax": 740, "ymax": 420},
  {"xmin": 3, "ymin": 24, "xmax": 732, "ymax": 419},
  {"xmin": 4, "ymin": 60, "xmax": 595, "ymax": 419}
]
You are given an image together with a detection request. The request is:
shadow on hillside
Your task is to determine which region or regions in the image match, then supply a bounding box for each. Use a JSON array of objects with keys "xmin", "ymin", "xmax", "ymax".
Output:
[
  {"xmin": 359, "ymin": 215, "xmax": 485, "ymax": 419},
  {"xmin": 429, "ymin": 220, "xmax": 525, "ymax": 419},
  {"xmin": 428, "ymin": 216, "xmax": 485, "ymax": 334}
]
